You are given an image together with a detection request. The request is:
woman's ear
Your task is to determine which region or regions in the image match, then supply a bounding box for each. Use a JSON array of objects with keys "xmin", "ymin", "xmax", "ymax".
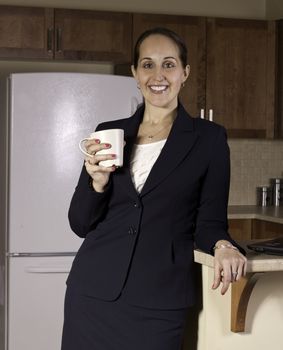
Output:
[
  {"xmin": 183, "ymin": 65, "xmax": 190, "ymax": 83},
  {"xmin": 131, "ymin": 65, "xmax": 137, "ymax": 79}
]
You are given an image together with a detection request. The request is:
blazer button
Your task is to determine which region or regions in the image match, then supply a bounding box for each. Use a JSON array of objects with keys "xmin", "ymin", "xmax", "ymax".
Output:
[
  {"xmin": 128, "ymin": 226, "xmax": 136, "ymax": 235},
  {"xmin": 133, "ymin": 202, "xmax": 140, "ymax": 208}
]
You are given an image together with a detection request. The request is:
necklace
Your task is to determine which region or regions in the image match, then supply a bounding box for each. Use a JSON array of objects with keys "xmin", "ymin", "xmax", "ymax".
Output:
[{"xmin": 145, "ymin": 122, "xmax": 173, "ymax": 140}]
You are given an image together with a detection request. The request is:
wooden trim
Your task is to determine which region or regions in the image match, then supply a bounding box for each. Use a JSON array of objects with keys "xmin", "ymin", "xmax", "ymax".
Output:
[
  {"xmin": 231, "ymin": 273, "xmax": 262, "ymax": 332},
  {"xmin": 265, "ymin": 21, "xmax": 277, "ymax": 139}
]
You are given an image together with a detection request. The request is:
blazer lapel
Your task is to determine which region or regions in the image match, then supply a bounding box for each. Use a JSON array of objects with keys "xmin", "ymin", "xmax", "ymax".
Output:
[
  {"xmin": 114, "ymin": 106, "xmax": 144, "ymax": 199},
  {"xmin": 140, "ymin": 105, "xmax": 199, "ymax": 197}
]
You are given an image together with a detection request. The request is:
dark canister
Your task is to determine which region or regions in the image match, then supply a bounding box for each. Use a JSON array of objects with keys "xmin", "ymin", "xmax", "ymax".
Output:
[
  {"xmin": 270, "ymin": 178, "xmax": 283, "ymax": 206},
  {"xmin": 257, "ymin": 186, "xmax": 272, "ymax": 206}
]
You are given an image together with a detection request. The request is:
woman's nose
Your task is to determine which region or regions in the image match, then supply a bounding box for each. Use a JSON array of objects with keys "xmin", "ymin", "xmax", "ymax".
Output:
[{"xmin": 152, "ymin": 67, "xmax": 165, "ymax": 81}]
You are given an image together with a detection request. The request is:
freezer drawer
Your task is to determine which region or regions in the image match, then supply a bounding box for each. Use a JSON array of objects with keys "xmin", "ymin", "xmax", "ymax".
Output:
[{"xmin": 7, "ymin": 256, "xmax": 74, "ymax": 350}]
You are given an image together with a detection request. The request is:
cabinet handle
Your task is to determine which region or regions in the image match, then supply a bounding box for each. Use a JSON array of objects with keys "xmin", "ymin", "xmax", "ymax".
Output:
[
  {"xmin": 56, "ymin": 27, "xmax": 63, "ymax": 53},
  {"xmin": 200, "ymin": 109, "xmax": 205, "ymax": 119},
  {"xmin": 47, "ymin": 27, "xmax": 53, "ymax": 53},
  {"xmin": 208, "ymin": 109, "xmax": 213, "ymax": 122}
]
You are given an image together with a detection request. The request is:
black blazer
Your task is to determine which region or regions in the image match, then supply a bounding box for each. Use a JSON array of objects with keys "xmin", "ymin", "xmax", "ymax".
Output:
[{"xmin": 67, "ymin": 103, "xmax": 241, "ymax": 309}]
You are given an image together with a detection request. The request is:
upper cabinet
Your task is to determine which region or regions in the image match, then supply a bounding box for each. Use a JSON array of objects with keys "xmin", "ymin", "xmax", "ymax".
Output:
[
  {"xmin": 206, "ymin": 18, "xmax": 277, "ymax": 138},
  {"xmin": 0, "ymin": 6, "xmax": 132, "ymax": 63},
  {"xmin": 0, "ymin": 6, "xmax": 54, "ymax": 59},
  {"xmin": 54, "ymin": 9, "xmax": 132, "ymax": 62},
  {"xmin": 0, "ymin": 5, "xmax": 280, "ymax": 139},
  {"xmin": 131, "ymin": 14, "xmax": 277, "ymax": 138},
  {"xmin": 132, "ymin": 13, "xmax": 206, "ymax": 118},
  {"xmin": 277, "ymin": 20, "xmax": 283, "ymax": 139}
]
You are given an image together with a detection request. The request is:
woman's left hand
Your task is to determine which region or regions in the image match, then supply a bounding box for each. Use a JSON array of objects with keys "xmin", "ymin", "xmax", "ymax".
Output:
[{"xmin": 212, "ymin": 240, "xmax": 247, "ymax": 295}]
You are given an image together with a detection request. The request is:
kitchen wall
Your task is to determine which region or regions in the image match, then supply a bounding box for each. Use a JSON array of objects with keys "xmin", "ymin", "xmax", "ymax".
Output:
[
  {"xmin": 0, "ymin": 0, "xmax": 266, "ymax": 19},
  {"xmin": 229, "ymin": 139, "xmax": 283, "ymax": 205},
  {"xmin": 266, "ymin": 0, "xmax": 283, "ymax": 19}
]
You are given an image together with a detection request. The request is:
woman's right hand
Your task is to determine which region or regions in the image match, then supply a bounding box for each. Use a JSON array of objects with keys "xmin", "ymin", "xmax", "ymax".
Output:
[{"xmin": 84, "ymin": 139, "xmax": 117, "ymax": 192}]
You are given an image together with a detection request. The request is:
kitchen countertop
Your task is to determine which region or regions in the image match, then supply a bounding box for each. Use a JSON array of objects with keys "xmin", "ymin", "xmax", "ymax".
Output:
[
  {"xmin": 194, "ymin": 247, "xmax": 283, "ymax": 273},
  {"xmin": 228, "ymin": 205, "xmax": 283, "ymax": 224}
]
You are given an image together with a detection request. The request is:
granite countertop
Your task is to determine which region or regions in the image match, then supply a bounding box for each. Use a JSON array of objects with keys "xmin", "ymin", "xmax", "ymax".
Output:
[
  {"xmin": 228, "ymin": 205, "xmax": 283, "ymax": 224},
  {"xmin": 194, "ymin": 247, "xmax": 283, "ymax": 273}
]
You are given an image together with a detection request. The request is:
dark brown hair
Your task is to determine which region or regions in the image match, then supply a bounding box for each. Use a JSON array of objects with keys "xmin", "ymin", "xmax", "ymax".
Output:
[{"xmin": 133, "ymin": 27, "xmax": 188, "ymax": 69}]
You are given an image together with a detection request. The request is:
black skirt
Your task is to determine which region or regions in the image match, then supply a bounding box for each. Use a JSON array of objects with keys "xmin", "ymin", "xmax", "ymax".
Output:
[{"xmin": 61, "ymin": 286, "xmax": 188, "ymax": 350}]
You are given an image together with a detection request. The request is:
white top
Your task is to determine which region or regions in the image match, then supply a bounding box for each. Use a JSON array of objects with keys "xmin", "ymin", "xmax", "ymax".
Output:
[{"xmin": 130, "ymin": 139, "xmax": 167, "ymax": 193}]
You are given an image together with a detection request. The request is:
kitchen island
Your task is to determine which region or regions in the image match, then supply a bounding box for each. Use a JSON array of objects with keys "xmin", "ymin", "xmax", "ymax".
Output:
[{"xmin": 191, "ymin": 247, "xmax": 283, "ymax": 350}]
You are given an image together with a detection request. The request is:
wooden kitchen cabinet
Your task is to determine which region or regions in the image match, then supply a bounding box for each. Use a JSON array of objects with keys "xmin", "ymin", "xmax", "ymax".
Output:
[
  {"xmin": 228, "ymin": 219, "xmax": 252, "ymax": 241},
  {"xmin": 277, "ymin": 19, "xmax": 283, "ymax": 138},
  {"xmin": 54, "ymin": 9, "xmax": 132, "ymax": 62},
  {"xmin": 0, "ymin": 6, "xmax": 54, "ymax": 59},
  {"xmin": 0, "ymin": 6, "xmax": 132, "ymax": 63},
  {"xmin": 130, "ymin": 13, "xmax": 207, "ymax": 118},
  {"xmin": 128, "ymin": 15, "xmax": 277, "ymax": 138},
  {"xmin": 252, "ymin": 219, "xmax": 283, "ymax": 239},
  {"xmin": 228, "ymin": 218, "xmax": 283, "ymax": 241},
  {"xmin": 206, "ymin": 18, "xmax": 277, "ymax": 138}
]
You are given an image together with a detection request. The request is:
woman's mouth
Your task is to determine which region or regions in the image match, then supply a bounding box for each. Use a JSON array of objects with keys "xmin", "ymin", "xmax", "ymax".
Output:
[{"xmin": 149, "ymin": 85, "xmax": 168, "ymax": 94}]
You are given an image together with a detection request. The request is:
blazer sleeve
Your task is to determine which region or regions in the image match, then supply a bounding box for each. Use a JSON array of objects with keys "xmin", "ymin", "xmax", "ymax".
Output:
[
  {"xmin": 194, "ymin": 126, "xmax": 245, "ymax": 255},
  {"xmin": 68, "ymin": 122, "xmax": 112, "ymax": 238}
]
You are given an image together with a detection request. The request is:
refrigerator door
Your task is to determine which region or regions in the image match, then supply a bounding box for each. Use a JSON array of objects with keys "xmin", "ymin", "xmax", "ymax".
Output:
[
  {"xmin": 8, "ymin": 256, "xmax": 75, "ymax": 350},
  {"xmin": 8, "ymin": 73, "xmax": 142, "ymax": 253}
]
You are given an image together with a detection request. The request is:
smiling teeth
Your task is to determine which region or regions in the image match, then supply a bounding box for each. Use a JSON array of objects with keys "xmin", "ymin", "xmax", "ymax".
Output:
[{"xmin": 150, "ymin": 86, "xmax": 167, "ymax": 91}]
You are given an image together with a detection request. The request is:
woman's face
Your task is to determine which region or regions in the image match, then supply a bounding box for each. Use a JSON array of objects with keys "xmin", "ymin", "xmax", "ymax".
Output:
[{"xmin": 132, "ymin": 34, "xmax": 190, "ymax": 110}]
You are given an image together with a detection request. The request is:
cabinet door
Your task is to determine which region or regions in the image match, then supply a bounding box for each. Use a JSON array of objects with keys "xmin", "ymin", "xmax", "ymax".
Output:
[
  {"xmin": 206, "ymin": 18, "xmax": 276, "ymax": 138},
  {"xmin": 54, "ymin": 9, "xmax": 132, "ymax": 62},
  {"xmin": 252, "ymin": 219, "xmax": 283, "ymax": 239},
  {"xmin": 228, "ymin": 219, "xmax": 252, "ymax": 241},
  {"xmin": 132, "ymin": 14, "xmax": 206, "ymax": 117},
  {"xmin": 0, "ymin": 6, "xmax": 54, "ymax": 59},
  {"xmin": 277, "ymin": 20, "xmax": 283, "ymax": 139}
]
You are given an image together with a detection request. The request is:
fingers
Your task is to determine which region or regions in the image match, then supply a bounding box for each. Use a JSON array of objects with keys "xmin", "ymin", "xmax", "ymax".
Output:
[
  {"xmin": 84, "ymin": 156, "xmax": 116, "ymax": 176},
  {"xmin": 84, "ymin": 139, "xmax": 111, "ymax": 157},
  {"xmin": 212, "ymin": 261, "xmax": 221, "ymax": 290},
  {"xmin": 213, "ymin": 249, "xmax": 248, "ymax": 295}
]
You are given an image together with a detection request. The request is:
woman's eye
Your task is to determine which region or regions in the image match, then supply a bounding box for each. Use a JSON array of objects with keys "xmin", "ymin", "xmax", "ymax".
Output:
[
  {"xmin": 164, "ymin": 61, "xmax": 175, "ymax": 68},
  {"xmin": 142, "ymin": 62, "xmax": 153, "ymax": 69}
]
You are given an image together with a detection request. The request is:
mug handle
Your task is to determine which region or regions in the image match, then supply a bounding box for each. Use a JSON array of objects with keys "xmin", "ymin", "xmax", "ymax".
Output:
[{"xmin": 78, "ymin": 138, "xmax": 94, "ymax": 157}]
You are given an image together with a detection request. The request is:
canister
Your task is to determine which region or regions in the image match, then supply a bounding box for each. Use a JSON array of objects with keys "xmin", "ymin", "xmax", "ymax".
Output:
[
  {"xmin": 256, "ymin": 186, "xmax": 272, "ymax": 206},
  {"xmin": 270, "ymin": 178, "xmax": 283, "ymax": 206}
]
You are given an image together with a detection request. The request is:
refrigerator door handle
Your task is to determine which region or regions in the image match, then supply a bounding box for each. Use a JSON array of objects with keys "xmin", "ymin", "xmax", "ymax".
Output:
[
  {"xmin": 25, "ymin": 266, "xmax": 71, "ymax": 274},
  {"xmin": 7, "ymin": 252, "xmax": 77, "ymax": 257}
]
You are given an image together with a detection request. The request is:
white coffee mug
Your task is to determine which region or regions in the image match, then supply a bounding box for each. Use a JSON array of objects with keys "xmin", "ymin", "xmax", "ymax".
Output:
[{"xmin": 79, "ymin": 128, "xmax": 124, "ymax": 167}]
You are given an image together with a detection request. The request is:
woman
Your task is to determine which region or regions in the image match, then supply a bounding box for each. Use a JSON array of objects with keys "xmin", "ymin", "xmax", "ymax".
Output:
[{"xmin": 62, "ymin": 27, "xmax": 247, "ymax": 350}]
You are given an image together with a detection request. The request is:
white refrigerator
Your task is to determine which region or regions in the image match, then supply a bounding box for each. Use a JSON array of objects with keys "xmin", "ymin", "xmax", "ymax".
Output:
[{"xmin": 0, "ymin": 73, "xmax": 142, "ymax": 350}]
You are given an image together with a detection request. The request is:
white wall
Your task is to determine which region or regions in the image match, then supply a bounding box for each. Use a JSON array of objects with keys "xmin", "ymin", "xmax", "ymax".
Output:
[
  {"xmin": 0, "ymin": 0, "xmax": 266, "ymax": 19},
  {"xmin": 266, "ymin": 0, "xmax": 283, "ymax": 19}
]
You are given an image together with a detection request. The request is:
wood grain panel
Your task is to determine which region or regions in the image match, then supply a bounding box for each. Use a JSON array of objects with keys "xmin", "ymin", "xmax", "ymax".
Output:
[
  {"xmin": 0, "ymin": 6, "xmax": 54, "ymax": 59},
  {"xmin": 206, "ymin": 18, "xmax": 276, "ymax": 138},
  {"xmin": 54, "ymin": 9, "xmax": 132, "ymax": 63}
]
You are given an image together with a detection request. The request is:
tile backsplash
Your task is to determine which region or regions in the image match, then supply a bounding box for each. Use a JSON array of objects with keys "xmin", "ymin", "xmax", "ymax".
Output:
[{"xmin": 228, "ymin": 139, "xmax": 283, "ymax": 205}]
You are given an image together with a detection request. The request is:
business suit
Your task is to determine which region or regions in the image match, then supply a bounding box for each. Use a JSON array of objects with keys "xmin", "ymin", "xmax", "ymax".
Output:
[
  {"xmin": 66, "ymin": 102, "xmax": 240, "ymax": 307},
  {"xmin": 62, "ymin": 103, "xmax": 240, "ymax": 349}
]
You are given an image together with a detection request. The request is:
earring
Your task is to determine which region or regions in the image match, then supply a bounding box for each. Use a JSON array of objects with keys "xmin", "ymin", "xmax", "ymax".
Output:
[
  {"xmin": 181, "ymin": 82, "xmax": 185, "ymax": 88},
  {"xmin": 137, "ymin": 82, "xmax": 140, "ymax": 90}
]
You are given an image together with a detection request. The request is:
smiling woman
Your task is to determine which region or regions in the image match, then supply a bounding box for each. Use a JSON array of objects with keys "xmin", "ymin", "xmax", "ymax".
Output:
[
  {"xmin": 131, "ymin": 28, "xmax": 190, "ymax": 114},
  {"xmin": 62, "ymin": 27, "xmax": 247, "ymax": 350}
]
